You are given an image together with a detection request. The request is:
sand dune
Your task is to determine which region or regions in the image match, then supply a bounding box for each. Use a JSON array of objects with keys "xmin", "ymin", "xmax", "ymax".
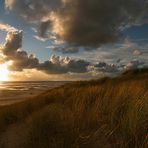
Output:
[{"xmin": 0, "ymin": 69, "xmax": 147, "ymax": 148}]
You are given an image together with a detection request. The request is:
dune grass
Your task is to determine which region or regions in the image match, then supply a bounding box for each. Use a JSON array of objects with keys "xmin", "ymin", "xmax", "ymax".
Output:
[{"xmin": 0, "ymin": 69, "xmax": 148, "ymax": 148}]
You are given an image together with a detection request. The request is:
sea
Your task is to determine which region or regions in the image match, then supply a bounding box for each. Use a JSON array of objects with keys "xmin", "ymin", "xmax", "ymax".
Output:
[
  {"xmin": 0, "ymin": 81, "xmax": 70, "ymax": 105},
  {"xmin": 0, "ymin": 81, "xmax": 69, "ymax": 91}
]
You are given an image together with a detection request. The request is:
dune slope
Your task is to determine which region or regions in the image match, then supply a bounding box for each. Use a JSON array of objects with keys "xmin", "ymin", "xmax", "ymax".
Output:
[{"xmin": 0, "ymin": 69, "xmax": 148, "ymax": 148}]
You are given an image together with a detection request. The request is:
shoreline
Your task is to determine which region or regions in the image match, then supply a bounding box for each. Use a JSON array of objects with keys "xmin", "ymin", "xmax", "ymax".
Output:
[
  {"xmin": 0, "ymin": 89, "xmax": 48, "ymax": 106},
  {"xmin": 0, "ymin": 81, "xmax": 70, "ymax": 106}
]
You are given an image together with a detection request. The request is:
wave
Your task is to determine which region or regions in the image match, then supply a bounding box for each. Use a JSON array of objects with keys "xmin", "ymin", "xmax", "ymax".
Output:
[{"xmin": 0, "ymin": 81, "xmax": 69, "ymax": 91}]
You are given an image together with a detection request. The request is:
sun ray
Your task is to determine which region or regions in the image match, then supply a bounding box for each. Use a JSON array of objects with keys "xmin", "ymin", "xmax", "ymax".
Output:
[{"xmin": 0, "ymin": 63, "xmax": 10, "ymax": 81}]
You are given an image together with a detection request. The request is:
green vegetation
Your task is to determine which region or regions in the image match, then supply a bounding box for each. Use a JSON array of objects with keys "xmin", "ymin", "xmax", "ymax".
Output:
[{"xmin": 0, "ymin": 69, "xmax": 148, "ymax": 148}]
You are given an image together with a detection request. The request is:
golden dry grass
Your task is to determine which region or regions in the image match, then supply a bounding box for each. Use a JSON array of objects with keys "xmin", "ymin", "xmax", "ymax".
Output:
[{"xmin": 0, "ymin": 68, "xmax": 148, "ymax": 148}]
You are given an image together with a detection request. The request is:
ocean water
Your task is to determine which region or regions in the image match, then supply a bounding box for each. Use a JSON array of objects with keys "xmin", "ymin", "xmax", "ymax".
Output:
[
  {"xmin": 0, "ymin": 81, "xmax": 69, "ymax": 91},
  {"xmin": 0, "ymin": 81, "xmax": 70, "ymax": 105}
]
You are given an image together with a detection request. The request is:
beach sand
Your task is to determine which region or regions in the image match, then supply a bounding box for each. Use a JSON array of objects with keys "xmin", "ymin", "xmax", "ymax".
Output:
[
  {"xmin": 0, "ymin": 81, "xmax": 70, "ymax": 106},
  {"xmin": 0, "ymin": 89, "xmax": 47, "ymax": 106}
]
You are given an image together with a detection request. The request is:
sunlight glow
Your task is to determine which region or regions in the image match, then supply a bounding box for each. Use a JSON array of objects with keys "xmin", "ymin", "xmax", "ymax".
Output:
[{"xmin": 0, "ymin": 63, "xmax": 10, "ymax": 81}]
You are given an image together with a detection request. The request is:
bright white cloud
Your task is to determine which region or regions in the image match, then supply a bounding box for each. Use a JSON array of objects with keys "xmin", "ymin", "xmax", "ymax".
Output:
[{"xmin": 0, "ymin": 22, "xmax": 18, "ymax": 32}]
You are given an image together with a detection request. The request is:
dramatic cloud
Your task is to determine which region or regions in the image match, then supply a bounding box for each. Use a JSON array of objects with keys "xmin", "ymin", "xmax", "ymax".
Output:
[
  {"xmin": 0, "ymin": 27, "xmax": 122, "ymax": 75},
  {"xmin": 0, "ymin": 26, "xmax": 91, "ymax": 74},
  {"xmin": 88, "ymin": 62, "xmax": 118, "ymax": 74},
  {"xmin": 133, "ymin": 49, "xmax": 142, "ymax": 56},
  {"xmin": 0, "ymin": 23, "xmax": 146, "ymax": 80},
  {"xmin": 124, "ymin": 59, "xmax": 144, "ymax": 70},
  {"xmin": 5, "ymin": 0, "xmax": 148, "ymax": 47},
  {"xmin": 0, "ymin": 53, "xmax": 5, "ymax": 64},
  {"xmin": 38, "ymin": 55, "xmax": 90, "ymax": 74},
  {"xmin": 52, "ymin": 46, "xmax": 79, "ymax": 54},
  {"xmin": 5, "ymin": 0, "xmax": 62, "ymax": 21},
  {"xmin": 38, "ymin": 20, "xmax": 51, "ymax": 38},
  {"xmin": 0, "ymin": 30, "xmax": 39, "ymax": 71},
  {"xmin": 0, "ymin": 22, "xmax": 18, "ymax": 32},
  {"xmin": 2, "ymin": 31, "xmax": 22, "ymax": 56}
]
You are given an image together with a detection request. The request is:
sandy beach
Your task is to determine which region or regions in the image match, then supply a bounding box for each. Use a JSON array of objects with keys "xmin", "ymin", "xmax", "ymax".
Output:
[
  {"xmin": 0, "ymin": 81, "xmax": 69, "ymax": 106},
  {"xmin": 0, "ymin": 89, "xmax": 46, "ymax": 106}
]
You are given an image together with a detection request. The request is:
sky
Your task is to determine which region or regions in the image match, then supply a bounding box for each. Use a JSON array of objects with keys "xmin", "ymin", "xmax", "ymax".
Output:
[{"xmin": 0, "ymin": 0, "xmax": 148, "ymax": 81}]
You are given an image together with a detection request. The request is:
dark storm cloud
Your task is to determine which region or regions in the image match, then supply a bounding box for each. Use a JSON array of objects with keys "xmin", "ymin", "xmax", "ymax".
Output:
[
  {"xmin": 133, "ymin": 49, "xmax": 143, "ymax": 56},
  {"xmin": 0, "ymin": 29, "xmax": 90, "ymax": 74},
  {"xmin": 38, "ymin": 20, "xmax": 51, "ymax": 38},
  {"xmin": 124, "ymin": 59, "xmax": 145, "ymax": 70},
  {"xmin": 1, "ymin": 31, "xmax": 39, "ymax": 71},
  {"xmin": 38, "ymin": 55, "xmax": 90, "ymax": 74},
  {"xmin": 5, "ymin": 0, "xmax": 62, "ymax": 21},
  {"xmin": 0, "ymin": 23, "xmax": 146, "ymax": 76},
  {"xmin": 89, "ymin": 62, "xmax": 119, "ymax": 73},
  {"xmin": 53, "ymin": 46, "xmax": 79, "ymax": 54},
  {"xmin": 8, "ymin": 53, "xmax": 39, "ymax": 71},
  {"xmin": 2, "ymin": 31, "xmax": 22, "ymax": 56},
  {"xmin": 5, "ymin": 0, "xmax": 148, "ymax": 47},
  {"xmin": 1, "ymin": 29, "xmax": 119, "ymax": 74}
]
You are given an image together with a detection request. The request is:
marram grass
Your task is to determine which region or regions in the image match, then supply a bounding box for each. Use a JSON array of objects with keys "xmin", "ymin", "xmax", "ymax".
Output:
[{"xmin": 0, "ymin": 69, "xmax": 147, "ymax": 148}]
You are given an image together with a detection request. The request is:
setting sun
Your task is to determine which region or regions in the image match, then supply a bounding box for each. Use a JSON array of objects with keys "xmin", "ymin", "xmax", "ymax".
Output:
[{"xmin": 0, "ymin": 64, "xmax": 10, "ymax": 81}]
